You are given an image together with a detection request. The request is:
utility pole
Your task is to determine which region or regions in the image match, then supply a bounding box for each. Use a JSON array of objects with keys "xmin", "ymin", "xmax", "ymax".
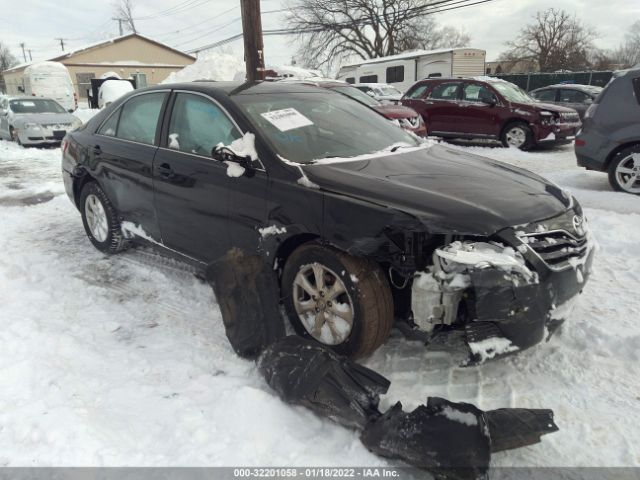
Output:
[
  {"xmin": 240, "ymin": 0, "xmax": 265, "ymax": 82},
  {"xmin": 112, "ymin": 17, "xmax": 124, "ymax": 36},
  {"xmin": 56, "ymin": 38, "xmax": 66, "ymax": 51},
  {"xmin": 19, "ymin": 42, "xmax": 27, "ymax": 62},
  {"xmin": 27, "ymin": 50, "xmax": 32, "ymax": 61}
]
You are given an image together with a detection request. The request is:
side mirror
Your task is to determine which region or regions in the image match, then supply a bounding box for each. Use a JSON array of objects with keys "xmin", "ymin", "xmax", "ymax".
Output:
[
  {"xmin": 584, "ymin": 98, "xmax": 593, "ymax": 105},
  {"xmin": 481, "ymin": 96, "xmax": 497, "ymax": 106},
  {"xmin": 211, "ymin": 145, "xmax": 254, "ymax": 177}
]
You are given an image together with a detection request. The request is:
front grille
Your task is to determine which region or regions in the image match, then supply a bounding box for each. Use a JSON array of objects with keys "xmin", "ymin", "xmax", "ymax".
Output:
[
  {"xmin": 521, "ymin": 230, "xmax": 588, "ymax": 269},
  {"xmin": 559, "ymin": 112, "xmax": 580, "ymax": 123}
]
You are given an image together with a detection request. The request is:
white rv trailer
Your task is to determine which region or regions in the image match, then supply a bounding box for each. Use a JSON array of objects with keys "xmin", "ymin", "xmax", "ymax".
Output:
[{"xmin": 337, "ymin": 48, "xmax": 486, "ymax": 92}]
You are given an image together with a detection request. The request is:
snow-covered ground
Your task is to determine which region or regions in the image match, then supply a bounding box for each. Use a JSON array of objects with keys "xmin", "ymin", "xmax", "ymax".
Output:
[{"xmin": 0, "ymin": 139, "xmax": 638, "ymax": 468}]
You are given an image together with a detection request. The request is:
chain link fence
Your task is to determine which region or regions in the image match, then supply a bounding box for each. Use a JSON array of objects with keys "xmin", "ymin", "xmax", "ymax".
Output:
[{"xmin": 492, "ymin": 71, "xmax": 613, "ymax": 91}]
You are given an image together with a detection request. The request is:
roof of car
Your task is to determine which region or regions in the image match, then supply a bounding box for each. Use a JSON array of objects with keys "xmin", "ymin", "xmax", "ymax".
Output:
[
  {"xmin": 531, "ymin": 84, "xmax": 603, "ymax": 92},
  {"xmin": 146, "ymin": 81, "xmax": 331, "ymax": 96},
  {"xmin": 354, "ymin": 83, "xmax": 396, "ymax": 88},
  {"xmin": 6, "ymin": 95, "xmax": 56, "ymax": 101}
]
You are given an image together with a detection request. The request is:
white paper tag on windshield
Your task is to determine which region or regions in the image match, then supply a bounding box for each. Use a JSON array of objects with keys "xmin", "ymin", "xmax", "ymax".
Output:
[{"xmin": 261, "ymin": 108, "xmax": 313, "ymax": 131}]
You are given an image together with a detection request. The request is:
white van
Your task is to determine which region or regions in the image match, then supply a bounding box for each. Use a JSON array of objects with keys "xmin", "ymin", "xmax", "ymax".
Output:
[{"xmin": 22, "ymin": 61, "xmax": 76, "ymax": 112}]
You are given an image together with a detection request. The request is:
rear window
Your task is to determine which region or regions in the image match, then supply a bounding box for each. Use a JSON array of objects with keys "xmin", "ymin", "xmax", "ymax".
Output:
[{"xmin": 404, "ymin": 84, "xmax": 429, "ymax": 99}]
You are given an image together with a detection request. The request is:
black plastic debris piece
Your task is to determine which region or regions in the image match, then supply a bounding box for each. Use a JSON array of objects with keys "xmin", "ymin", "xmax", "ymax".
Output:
[
  {"xmin": 258, "ymin": 335, "xmax": 390, "ymax": 429},
  {"xmin": 206, "ymin": 248, "xmax": 285, "ymax": 359},
  {"xmin": 360, "ymin": 397, "xmax": 491, "ymax": 480},
  {"xmin": 484, "ymin": 408, "xmax": 559, "ymax": 453}
]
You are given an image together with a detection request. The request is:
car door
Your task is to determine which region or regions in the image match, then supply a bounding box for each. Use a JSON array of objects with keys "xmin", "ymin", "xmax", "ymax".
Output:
[
  {"xmin": 422, "ymin": 81, "xmax": 462, "ymax": 135},
  {"xmin": 152, "ymin": 90, "xmax": 268, "ymax": 263},
  {"xmin": 92, "ymin": 90, "xmax": 168, "ymax": 241},
  {"xmin": 458, "ymin": 82, "xmax": 502, "ymax": 137}
]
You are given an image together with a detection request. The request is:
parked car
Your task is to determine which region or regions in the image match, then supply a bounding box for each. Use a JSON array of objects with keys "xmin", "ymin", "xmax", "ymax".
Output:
[
  {"xmin": 575, "ymin": 68, "xmax": 640, "ymax": 194},
  {"xmin": 0, "ymin": 96, "xmax": 81, "ymax": 146},
  {"xmin": 353, "ymin": 83, "xmax": 404, "ymax": 103},
  {"xmin": 401, "ymin": 77, "xmax": 582, "ymax": 150},
  {"xmin": 62, "ymin": 82, "xmax": 594, "ymax": 360},
  {"xmin": 289, "ymin": 79, "xmax": 426, "ymax": 136},
  {"xmin": 530, "ymin": 84, "xmax": 602, "ymax": 120}
]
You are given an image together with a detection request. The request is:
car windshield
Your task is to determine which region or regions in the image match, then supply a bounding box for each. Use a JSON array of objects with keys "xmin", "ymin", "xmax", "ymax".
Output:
[
  {"xmin": 330, "ymin": 85, "xmax": 381, "ymax": 107},
  {"xmin": 10, "ymin": 98, "xmax": 66, "ymax": 114},
  {"xmin": 235, "ymin": 92, "xmax": 419, "ymax": 164},
  {"xmin": 491, "ymin": 82, "xmax": 536, "ymax": 104}
]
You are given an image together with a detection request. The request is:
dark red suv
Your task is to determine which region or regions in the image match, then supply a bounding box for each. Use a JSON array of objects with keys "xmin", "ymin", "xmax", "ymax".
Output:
[{"xmin": 401, "ymin": 77, "xmax": 581, "ymax": 150}]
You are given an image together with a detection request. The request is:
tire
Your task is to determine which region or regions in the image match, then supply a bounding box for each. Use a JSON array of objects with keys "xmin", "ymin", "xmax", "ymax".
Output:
[
  {"xmin": 608, "ymin": 145, "xmax": 640, "ymax": 195},
  {"xmin": 501, "ymin": 122, "xmax": 534, "ymax": 150},
  {"xmin": 79, "ymin": 181, "xmax": 130, "ymax": 254},
  {"xmin": 282, "ymin": 243, "xmax": 394, "ymax": 358}
]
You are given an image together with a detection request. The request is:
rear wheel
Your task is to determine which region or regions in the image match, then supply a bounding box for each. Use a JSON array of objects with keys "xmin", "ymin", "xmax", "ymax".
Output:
[
  {"xmin": 501, "ymin": 122, "xmax": 533, "ymax": 150},
  {"xmin": 79, "ymin": 182, "xmax": 130, "ymax": 253},
  {"xmin": 608, "ymin": 145, "xmax": 640, "ymax": 194},
  {"xmin": 282, "ymin": 243, "xmax": 394, "ymax": 358}
]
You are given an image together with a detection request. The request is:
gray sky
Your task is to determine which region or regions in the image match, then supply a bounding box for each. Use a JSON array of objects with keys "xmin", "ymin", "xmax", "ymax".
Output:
[{"xmin": 1, "ymin": 0, "xmax": 638, "ymax": 68}]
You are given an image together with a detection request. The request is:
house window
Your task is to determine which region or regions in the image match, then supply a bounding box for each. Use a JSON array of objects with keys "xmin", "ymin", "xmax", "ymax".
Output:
[
  {"xmin": 345, "ymin": 77, "xmax": 355, "ymax": 84},
  {"xmin": 359, "ymin": 75, "xmax": 378, "ymax": 83},
  {"xmin": 486, "ymin": 67, "xmax": 492, "ymax": 74},
  {"xmin": 386, "ymin": 66, "xmax": 404, "ymax": 83},
  {"xmin": 131, "ymin": 73, "xmax": 148, "ymax": 88}
]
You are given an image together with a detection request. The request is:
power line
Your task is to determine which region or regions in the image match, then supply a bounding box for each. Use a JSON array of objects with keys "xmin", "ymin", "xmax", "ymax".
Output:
[
  {"xmin": 188, "ymin": 0, "xmax": 501, "ymax": 53},
  {"xmin": 134, "ymin": 0, "xmax": 212, "ymax": 21}
]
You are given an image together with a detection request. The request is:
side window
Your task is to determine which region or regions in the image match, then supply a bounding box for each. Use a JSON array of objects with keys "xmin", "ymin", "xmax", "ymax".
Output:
[
  {"xmin": 359, "ymin": 75, "xmax": 378, "ymax": 83},
  {"xmin": 116, "ymin": 92, "xmax": 166, "ymax": 145},
  {"xmin": 559, "ymin": 90, "xmax": 589, "ymax": 103},
  {"xmin": 532, "ymin": 89, "xmax": 557, "ymax": 102},
  {"xmin": 345, "ymin": 77, "xmax": 355, "ymax": 84},
  {"xmin": 462, "ymin": 83, "xmax": 496, "ymax": 103},
  {"xmin": 405, "ymin": 85, "xmax": 429, "ymax": 99},
  {"xmin": 633, "ymin": 77, "xmax": 640, "ymax": 106},
  {"xmin": 386, "ymin": 66, "xmax": 404, "ymax": 84},
  {"xmin": 98, "ymin": 110, "xmax": 120, "ymax": 137},
  {"xmin": 428, "ymin": 83, "xmax": 461, "ymax": 100},
  {"xmin": 167, "ymin": 93, "xmax": 241, "ymax": 156}
]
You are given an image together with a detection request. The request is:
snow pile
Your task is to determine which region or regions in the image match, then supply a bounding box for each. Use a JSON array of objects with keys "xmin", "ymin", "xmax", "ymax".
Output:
[
  {"xmin": 267, "ymin": 65, "xmax": 322, "ymax": 79},
  {"xmin": 162, "ymin": 51, "xmax": 245, "ymax": 83},
  {"xmin": 467, "ymin": 337, "xmax": 520, "ymax": 363},
  {"xmin": 215, "ymin": 132, "xmax": 258, "ymax": 178},
  {"xmin": 72, "ymin": 108, "xmax": 100, "ymax": 124}
]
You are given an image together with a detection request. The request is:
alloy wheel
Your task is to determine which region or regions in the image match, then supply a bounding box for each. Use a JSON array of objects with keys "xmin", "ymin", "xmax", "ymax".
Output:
[
  {"xmin": 614, "ymin": 153, "xmax": 640, "ymax": 194},
  {"xmin": 292, "ymin": 262, "xmax": 354, "ymax": 345},
  {"xmin": 84, "ymin": 194, "xmax": 109, "ymax": 243},
  {"xmin": 505, "ymin": 127, "xmax": 526, "ymax": 148}
]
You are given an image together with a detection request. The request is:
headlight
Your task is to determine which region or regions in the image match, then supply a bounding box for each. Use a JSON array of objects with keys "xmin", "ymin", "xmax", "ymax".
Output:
[
  {"xmin": 539, "ymin": 111, "xmax": 557, "ymax": 125},
  {"xmin": 23, "ymin": 123, "xmax": 41, "ymax": 130}
]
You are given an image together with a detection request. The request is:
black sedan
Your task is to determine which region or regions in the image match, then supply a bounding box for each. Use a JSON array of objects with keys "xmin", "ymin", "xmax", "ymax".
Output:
[{"xmin": 62, "ymin": 81, "xmax": 595, "ymax": 360}]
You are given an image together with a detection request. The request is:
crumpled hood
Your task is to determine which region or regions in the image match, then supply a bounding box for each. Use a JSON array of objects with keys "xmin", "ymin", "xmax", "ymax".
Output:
[
  {"xmin": 527, "ymin": 102, "xmax": 578, "ymax": 114},
  {"xmin": 303, "ymin": 144, "xmax": 570, "ymax": 236},
  {"xmin": 13, "ymin": 112, "xmax": 76, "ymax": 126},
  {"xmin": 373, "ymin": 104, "xmax": 420, "ymax": 120}
]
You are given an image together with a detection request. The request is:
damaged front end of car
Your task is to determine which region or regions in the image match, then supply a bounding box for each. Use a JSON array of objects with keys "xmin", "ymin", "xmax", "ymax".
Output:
[{"xmin": 405, "ymin": 208, "xmax": 596, "ymax": 363}]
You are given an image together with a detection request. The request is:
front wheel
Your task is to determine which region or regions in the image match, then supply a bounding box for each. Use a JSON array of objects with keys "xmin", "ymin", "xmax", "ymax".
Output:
[
  {"xmin": 608, "ymin": 145, "xmax": 640, "ymax": 194},
  {"xmin": 282, "ymin": 244, "xmax": 394, "ymax": 358},
  {"xmin": 79, "ymin": 182, "xmax": 131, "ymax": 253},
  {"xmin": 501, "ymin": 122, "xmax": 533, "ymax": 150},
  {"xmin": 9, "ymin": 127, "xmax": 21, "ymax": 145}
]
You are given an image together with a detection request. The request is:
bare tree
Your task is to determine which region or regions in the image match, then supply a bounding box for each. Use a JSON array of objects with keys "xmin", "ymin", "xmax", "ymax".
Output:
[
  {"xmin": 502, "ymin": 9, "xmax": 596, "ymax": 72},
  {"xmin": 396, "ymin": 16, "xmax": 469, "ymax": 52},
  {"xmin": 286, "ymin": 0, "xmax": 470, "ymax": 70},
  {"xmin": 0, "ymin": 42, "xmax": 17, "ymax": 72},
  {"xmin": 113, "ymin": 0, "xmax": 137, "ymax": 34},
  {"xmin": 611, "ymin": 21, "xmax": 640, "ymax": 68}
]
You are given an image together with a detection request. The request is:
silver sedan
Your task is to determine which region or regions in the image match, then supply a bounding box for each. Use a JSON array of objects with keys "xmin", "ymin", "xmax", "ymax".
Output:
[{"xmin": 0, "ymin": 96, "xmax": 82, "ymax": 146}]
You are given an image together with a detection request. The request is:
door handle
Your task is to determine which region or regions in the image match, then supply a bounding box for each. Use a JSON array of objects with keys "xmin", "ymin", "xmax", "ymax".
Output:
[
  {"xmin": 157, "ymin": 163, "xmax": 174, "ymax": 178},
  {"xmin": 93, "ymin": 145, "xmax": 101, "ymax": 156}
]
